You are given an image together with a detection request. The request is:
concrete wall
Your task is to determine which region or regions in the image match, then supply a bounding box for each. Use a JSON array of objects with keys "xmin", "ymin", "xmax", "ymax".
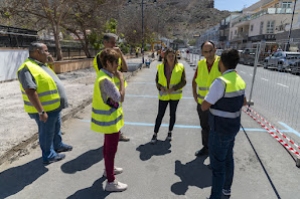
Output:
[
  {"xmin": 51, "ymin": 59, "xmax": 93, "ymax": 74},
  {"xmin": 0, "ymin": 49, "xmax": 28, "ymax": 82}
]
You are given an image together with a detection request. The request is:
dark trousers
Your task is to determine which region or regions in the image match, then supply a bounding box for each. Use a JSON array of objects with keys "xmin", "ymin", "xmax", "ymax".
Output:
[
  {"xmin": 197, "ymin": 103, "xmax": 210, "ymax": 148},
  {"xmin": 209, "ymin": 128, "xmax": 237, "ymax": 199},
  {"xmin": 154, "ymin": 100, "xmax": 179, "ymax": 133},
  {"xmin": 103, "ymin": 131, "xmax": 120, "ymax": 182}
]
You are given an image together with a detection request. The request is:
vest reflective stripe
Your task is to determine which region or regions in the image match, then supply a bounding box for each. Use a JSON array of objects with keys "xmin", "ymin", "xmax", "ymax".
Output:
[
  {"xmin": 92, "ymin": 107, "xmax": 118, "ymax": 115},
  {"xmin": 198, "ymin": 87, "xmax": 209, "ymax": 91},
  {"xmin": 157, "ymin": 63, "xmax": 184, "ymax": 101},
  {"xmin": 24, "ymin": 98, "xmax": 60, "ymax": 107},
  {"xmin": 210, "ymin": 71, "xmax": 246, "ymax": 119},
  {"xmin": 17, "ymin": 59, "xmax": 60, "ymax": 113},
  {"xmin": 210, "ymin": 108, "xmax": 241, "ymax": 118},
  {"xmin": 197, "ymin": 94, "xmax": 205, "ymax": 99},
  {"xmin": 224, "ymin": 90, "xmax": 245, "ymax": 98},
  {"xmin": 91, "ymin": 70, "xmax": 124, "ymax": 134},
  {"xmin": 160, "ymin": 89, "xmax": 182, "ymax": 96},
  {"xmin": 91, "ymin": 115, "xmax": 123, "ymax": 127},
  {"xmin": 195, "ymin": 56, "xmax": 221, "ymax": 104}
]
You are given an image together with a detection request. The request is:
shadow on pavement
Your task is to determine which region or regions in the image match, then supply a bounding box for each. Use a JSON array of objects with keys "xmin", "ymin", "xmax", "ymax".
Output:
[
  {"xmin": 61, "ymin": 147, "xmax": 103, "ymax": 174},
  {"xmin": 0, "ymin": 158, "xmax": 48, "ymax": 198},
  {"xmin": 171, "ymin": 156, "xmax": 212, "ymax": 195},
  {"xmin": 67, "ymin": 176, "xmax": 110, "ymax": 199},
  {"xmin": 136, "ymin": 140, "xmax": 171, "ymax": 161}
]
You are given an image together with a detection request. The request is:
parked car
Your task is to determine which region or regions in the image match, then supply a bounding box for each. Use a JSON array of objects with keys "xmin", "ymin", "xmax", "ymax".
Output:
[
  {"xmin": 239, "ymin": 48, "xmax": 256, "ymax": 66},
  {"xmin": 290, "ymin": 60, "xmax": 300, "ymax": 74},
  {"xmin": 263, "ymin": 51, "xmax": 300, "ymax": 72}
]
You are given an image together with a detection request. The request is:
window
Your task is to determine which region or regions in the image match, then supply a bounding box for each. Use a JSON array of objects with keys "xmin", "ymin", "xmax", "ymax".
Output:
[
  {"xmin": 260, "ymin": 22, "xmax": 264, "ymax": 34},
  {"xmin": 266, "ymin": 21, "xmax": 275, "ymax": 34},
  {"xmin": 282, "ymin": 2, "xmax": 292, "ymax": 8},
  {"xmin": 250, "ymin": 25, "xmax": 254, "ymax": 31},
  {"xmin": 234, "ymin": 30, "xmax": 237, "ymax": 35}
]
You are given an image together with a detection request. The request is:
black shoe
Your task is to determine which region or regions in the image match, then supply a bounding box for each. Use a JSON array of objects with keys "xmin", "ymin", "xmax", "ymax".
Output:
[
  {"xmin": 43, "ymin": 154, "xmax": 66, "ymax": 165},
  {"xmin": 195, "ymin": 147, "xmax": 208, "ymax": 156},
  {"xmin": 150, "ymin": 134, "xmax": 157, "ymax": 144},
  {"xmin": 55, "ymin": 144, "xmax": 73, "ymax": 153},
  {"xmin": 166, "ymin": 132, "xmax": 172, "ymax": 141}
]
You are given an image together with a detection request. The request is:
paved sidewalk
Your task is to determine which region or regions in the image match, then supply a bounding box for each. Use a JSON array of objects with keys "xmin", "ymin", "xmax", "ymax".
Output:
[{"xmin": 0, "ymin": 58, "xmax": 143, "ymax": 165}]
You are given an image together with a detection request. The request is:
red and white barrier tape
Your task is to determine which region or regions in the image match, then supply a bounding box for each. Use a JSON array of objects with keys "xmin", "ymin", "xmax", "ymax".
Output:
[{"xmin": 243, "ymin": 107, "xmax": 300, "ymax": 158}]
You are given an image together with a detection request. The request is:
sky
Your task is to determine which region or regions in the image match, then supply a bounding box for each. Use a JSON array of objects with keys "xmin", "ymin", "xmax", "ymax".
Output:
[{"xmin": 214, "ymin": 0, "xmax": 260, "ymax": 12}]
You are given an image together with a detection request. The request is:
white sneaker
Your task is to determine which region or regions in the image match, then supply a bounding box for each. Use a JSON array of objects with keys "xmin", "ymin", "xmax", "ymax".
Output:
[
  {"xmin": 103, "ymin": 166, "xmax": 123, "ymax": 177},
  {"xmin": 105, "ymin": 180, "xmax": 128, "ymax": 192}
]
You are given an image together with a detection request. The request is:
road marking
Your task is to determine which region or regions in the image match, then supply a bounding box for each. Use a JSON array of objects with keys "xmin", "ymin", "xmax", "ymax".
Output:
[
  {"xmin": 249, "ymin": 74, "xmax": 253, "ymax": 76},
  {"xmin": 277, "ymin": 83, "xmax": 289, "ymax": 88},
  {"xmin": 240, "ymin": 71, "xmax": 246, "ymax": 74},
  {"xmin": 126, "ymin": 94, "xmax": 194, "ymax": 100},
  {"xmin": 261, "ymin": 78, "xmax": 269, "ymax": 82},
  {"xmin": 278, "ymin": 122, "xmax": 300, "ymax": 138},
  {"xmin": 80, "ymin": 119, "xmax": 290, "ymax": 133}
]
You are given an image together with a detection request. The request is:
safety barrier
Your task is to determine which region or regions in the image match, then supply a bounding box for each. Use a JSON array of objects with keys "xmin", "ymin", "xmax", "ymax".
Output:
[{"xmin": 243, "ymin": 106, "xmax": 300, "ymax": 167}]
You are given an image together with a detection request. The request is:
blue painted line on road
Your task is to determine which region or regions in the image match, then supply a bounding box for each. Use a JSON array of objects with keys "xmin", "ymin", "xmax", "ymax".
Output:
[
  {"xmin": 79, "ymin": 119, "xmax": 271, "ymax": 132},
  {"xmin": 278, "ymin": 122, "xmax": 300, "ymax": 138},
  {"xmin": 126, "ymin": 94, "xmax": 194, "ymax": 100}
]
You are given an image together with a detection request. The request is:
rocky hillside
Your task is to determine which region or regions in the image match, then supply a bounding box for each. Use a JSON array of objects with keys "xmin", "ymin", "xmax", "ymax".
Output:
[{"xmin": 116, "ymin": 0, "xmax": 231, "ymax": 40}]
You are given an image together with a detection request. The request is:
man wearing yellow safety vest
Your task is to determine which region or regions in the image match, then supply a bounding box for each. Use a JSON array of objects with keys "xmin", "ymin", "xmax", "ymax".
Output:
[
  {"xmin": 91, "ymin": 48, "xmax": 128, "ymax": 192},
  {"xmin": 151, "ymin": 48, "xmax": 186, "ymax": 144},
  {"xmin": 192, "ymin": 41, "xmax": 221, "ymax": 156},
  {"xmin": 201, "ymin": 49, "xmax": 247, "ymax": 199},
  {"xmin": 17, "ymin": 42, "xmax": 72, "ymax": 165},
  {"xmin": 93, "ymin": 33, "xmax": 129, "ymax": 142}
]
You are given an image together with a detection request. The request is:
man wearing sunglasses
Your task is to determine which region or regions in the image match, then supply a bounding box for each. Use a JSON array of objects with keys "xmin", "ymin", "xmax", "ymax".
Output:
[{"xmin": 192, "ymin": 41, "xmax": 221, "ymax": 157}]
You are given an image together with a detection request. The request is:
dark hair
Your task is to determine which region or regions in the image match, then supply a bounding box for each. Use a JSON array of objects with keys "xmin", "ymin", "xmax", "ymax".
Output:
[
  {"xmin": 103, "ymin": 33, "xmax": 118, "ymax": 42},
  {"xmin": 29, "ymin": 42, "xmax": 44, "ymax": 55},
  {"xmin": 220, "ymin": 49, "xmax": 240, "ymax": 69},
  {"xmin": 99, "ymin": 48, "xmax": 120, "ymax": 68},
  {"xmin": 200, "ymin": 40, "xmax": 215, "ymax": 50},
  {"xmin": 163, "ymin": 48, "xmax": 178, "ymax": 65}
]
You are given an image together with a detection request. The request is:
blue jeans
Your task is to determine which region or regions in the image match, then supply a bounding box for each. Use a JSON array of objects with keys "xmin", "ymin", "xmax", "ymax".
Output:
[
  {"xmin": 209, "ymin": 129, "xmax": 238, "ymax": 199},
  {"xmin": 30, "ymin": 110, "xmax": 65, "ymax": 162}
]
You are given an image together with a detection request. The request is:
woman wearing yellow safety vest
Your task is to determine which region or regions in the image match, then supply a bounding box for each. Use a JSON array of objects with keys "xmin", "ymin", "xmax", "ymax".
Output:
[
  {"xmin": 151, "ymin": 48, "xmax": 187, "ymax": 144},
  {"xmin": 91, "ymin": 48, "xmax": 128, "ymax": 192}
]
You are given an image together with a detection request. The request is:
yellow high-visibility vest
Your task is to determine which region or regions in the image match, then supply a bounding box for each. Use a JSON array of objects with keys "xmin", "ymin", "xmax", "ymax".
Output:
[
  {"xmin": 91, "ymin": 70, "xmax": 124, "ymax": 134},
  {"xmin": 157, "ymin": 63, "xmax": 184, "ymax": 101},
  {"xmin": 17, "ymin": 59, "xmax": 60, "ymax": 113},
  {"xmin": 195, "ymin": 56, "xmax": 221, "ymax": 104}
]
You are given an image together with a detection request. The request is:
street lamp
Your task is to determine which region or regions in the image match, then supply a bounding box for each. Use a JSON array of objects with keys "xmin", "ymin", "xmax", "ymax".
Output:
[
  {"xmin": 286, "ymin": 0, "xmax": 297, "ymax": 51},
  {"xmin": 128, "ymin": 0, "xmax": 157, "ymax": 64}
]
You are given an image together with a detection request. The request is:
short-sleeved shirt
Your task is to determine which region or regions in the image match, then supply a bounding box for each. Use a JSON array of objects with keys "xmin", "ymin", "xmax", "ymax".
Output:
[{"xmin": 18, "ymin": 58, "xmax": 68, "ymax": 113}]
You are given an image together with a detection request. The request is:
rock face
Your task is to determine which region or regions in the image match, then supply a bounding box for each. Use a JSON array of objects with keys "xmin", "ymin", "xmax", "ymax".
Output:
[
  {"xmin": 116, "ymin": 0, "xmax": 231, "ymax": 40},
  {"xmin": 159, "ymin": 0, "xmax": 230, "ymax": 39}
]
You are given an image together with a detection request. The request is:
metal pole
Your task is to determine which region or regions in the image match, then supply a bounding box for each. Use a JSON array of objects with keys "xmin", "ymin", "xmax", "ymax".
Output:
[
  {"xmin": 142, "ymin": 0, "xmax": 144, "ymax": 64},
  {"xmin": 286, "ymin": 0, "xmax": 297, "ymax": 51},
  {"xmin": 248, "ymin": 42, "xmax": 262, "ymax": 107}
]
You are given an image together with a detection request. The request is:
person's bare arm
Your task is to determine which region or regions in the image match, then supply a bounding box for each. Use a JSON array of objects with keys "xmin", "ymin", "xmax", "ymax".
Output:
[
  {"xmin": 192, "ymin": 71, "xmax": 198, "ymax": 103},
  {"xmin": 115, "ymin": 71, "xmax": 125, "ymax": 102},
  {"xmin": 201, "ymin": 100, "xmax": 212, "ymax": 111},
  {"xmin": 114, "ymin": 47, "xmax": 128, "ymax": 72},
  {"xmin": 243, "ymin": 97, "xmax": 247, "ymax": 106}
]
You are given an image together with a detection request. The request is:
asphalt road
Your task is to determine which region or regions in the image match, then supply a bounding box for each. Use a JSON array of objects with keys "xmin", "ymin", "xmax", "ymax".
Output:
[
  {"xmin": 1, "ymin": 60, "xmax": 300, "ymax": 199},
  {"xmin": 237, "ymin": 63, "xmax": 300, "ymax": 146}
]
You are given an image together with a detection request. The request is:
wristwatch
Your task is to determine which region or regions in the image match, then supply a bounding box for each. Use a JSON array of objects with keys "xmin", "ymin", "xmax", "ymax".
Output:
[{"xmin": 38, "ymin": 111, "xmax": 45, "ymax": 116}]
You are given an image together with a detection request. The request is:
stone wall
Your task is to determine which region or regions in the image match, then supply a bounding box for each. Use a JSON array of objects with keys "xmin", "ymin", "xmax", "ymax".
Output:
[{"xmin": 51, "ymin": 58, "xmax": 93, "ymax": 74}]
